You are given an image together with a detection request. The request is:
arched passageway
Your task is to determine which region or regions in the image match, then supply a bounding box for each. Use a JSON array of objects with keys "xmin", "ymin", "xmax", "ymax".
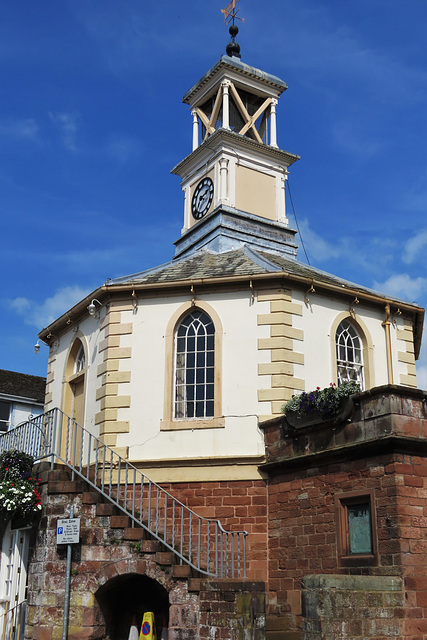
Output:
[{"xmin": 96, "ymin": 573, "xmax": 169, "ymax": 640}]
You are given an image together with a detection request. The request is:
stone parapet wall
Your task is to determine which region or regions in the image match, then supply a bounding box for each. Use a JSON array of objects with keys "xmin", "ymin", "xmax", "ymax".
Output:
[{"xmin": 302, "ymin": 575, "xmax": 404, "ymax": 639}]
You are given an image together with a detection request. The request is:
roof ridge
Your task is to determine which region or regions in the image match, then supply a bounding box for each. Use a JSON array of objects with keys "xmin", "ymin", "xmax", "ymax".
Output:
[{"xmin": 241, "ymin": 245, "xmax": 282, "ymax": 272}]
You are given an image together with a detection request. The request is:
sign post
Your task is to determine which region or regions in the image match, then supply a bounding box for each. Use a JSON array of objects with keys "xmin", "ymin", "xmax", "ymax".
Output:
[{"xmin": 57, "ymin": 507, "xmax": 80, "ymax": 640}]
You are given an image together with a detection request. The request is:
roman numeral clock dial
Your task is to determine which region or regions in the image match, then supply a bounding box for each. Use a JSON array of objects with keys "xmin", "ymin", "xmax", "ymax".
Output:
[{"xmin": 191, "ymin": 178, "xmax": 214, "ymax": 220}]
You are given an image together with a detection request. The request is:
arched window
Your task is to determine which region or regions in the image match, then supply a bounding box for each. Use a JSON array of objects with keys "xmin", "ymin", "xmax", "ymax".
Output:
[
  {"xmin": 74, "ymin": 344, "xmax": 85, "ymax": 374},
  {"xmin": 174, "ymin": 310, "xmax": 215, "ymax": 419},
  {"xmin": 336, "ymin": 320, "xmax": 364, "ymax": 389}
]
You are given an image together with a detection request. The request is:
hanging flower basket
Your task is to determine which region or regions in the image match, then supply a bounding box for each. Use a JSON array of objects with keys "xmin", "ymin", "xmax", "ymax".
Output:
[
  {"xmin": 282, "ymin": 382, "xmax": 359, "ymax": 430},
  {"xmin": 0, "ymin": 450, "xmax": 42, "ymax": 525}
]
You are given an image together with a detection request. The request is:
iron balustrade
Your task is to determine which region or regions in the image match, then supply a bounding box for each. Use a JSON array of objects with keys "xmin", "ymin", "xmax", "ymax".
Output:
[{"xmin": 0, "ymin": 408, "xmax": 248, "ymax": 578}]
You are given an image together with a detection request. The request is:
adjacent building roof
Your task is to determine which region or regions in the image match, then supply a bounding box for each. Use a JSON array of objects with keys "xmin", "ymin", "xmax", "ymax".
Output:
[{"xmin": 0, "ymin": 370, "xmax": 46, "ymax": 403}]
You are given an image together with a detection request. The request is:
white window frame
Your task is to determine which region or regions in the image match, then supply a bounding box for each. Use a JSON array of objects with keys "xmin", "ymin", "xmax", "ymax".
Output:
[
  {"xmin": 336, "ymin": 320, "xmax": 364, "ymax": 389},
  {"xmin": 174, "ymin": 310, "xmax": 215, "ymax": 420}
]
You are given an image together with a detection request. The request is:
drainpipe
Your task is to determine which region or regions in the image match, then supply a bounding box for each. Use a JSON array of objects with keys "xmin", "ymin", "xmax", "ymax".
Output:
[{"xmin": 382, "ymin": 304, "xmax": 394, "ymax": 385}]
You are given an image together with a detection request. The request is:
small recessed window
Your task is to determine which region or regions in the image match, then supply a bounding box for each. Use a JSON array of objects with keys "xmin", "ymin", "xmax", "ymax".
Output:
[
  {"xmin": 347, "ymin": 503, "xmax": 372, "ymax": 555},
  {"xmin": 335, "ymin": 491, "xmax": 377, "ymax": 566}
]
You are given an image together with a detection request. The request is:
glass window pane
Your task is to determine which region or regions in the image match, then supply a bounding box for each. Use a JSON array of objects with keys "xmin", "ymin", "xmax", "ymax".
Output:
[
  {"xmin": 174, "ymin": 310, "xmax": 216, "ymax": 419},
  {"xmin": 195, "ymin": 401, "xmax": 205, "ymax": 417},
  {"xmin": 348, "ymin": 503, "xmax": 372, "ymax": 554},
  {"xmin": 206, "ymin": 401, "xmax": 214, "ymax": 416},
  {"xmin": 206, "ymin": 384, "xmax": 214, "ymax": 400},
  {"xmin": 187, "ymin": 403, "xmax": 195, "ymax": 418},
  {"xmin": 197, "ymin": 353, "xmax": 206, "ymax": 368},
  {"xmin": 196, "ymin": 386, "xmax": 205, "ymax": 400},
  {"xmin": 187, "ymin": 353, "xmax": 195, "ymax": 368}
]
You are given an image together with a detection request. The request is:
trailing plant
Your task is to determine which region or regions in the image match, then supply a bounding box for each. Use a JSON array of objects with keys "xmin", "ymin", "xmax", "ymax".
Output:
[
  {"xmin": 0, "ymin": 449, "xmax": 42, "ymax": 520},
  {"xmin": 282, "ymin": 381, "xmax": 360, "ymax": 421}
]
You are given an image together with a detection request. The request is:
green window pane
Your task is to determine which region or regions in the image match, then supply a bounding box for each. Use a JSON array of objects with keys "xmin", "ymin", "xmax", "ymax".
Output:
[{"xmin": 348, "ymin": 503, "xmax": 372, "ymax": 554}]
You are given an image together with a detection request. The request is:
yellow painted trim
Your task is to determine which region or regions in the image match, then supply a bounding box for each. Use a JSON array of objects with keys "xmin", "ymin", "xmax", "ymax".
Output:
[
  {"xmin": 257, "ymin": 288, "xmax": 292, "ymax": 302},
  {"xmin": 398, "ymin": 351, "xmax": 416, "ymax": 364}
]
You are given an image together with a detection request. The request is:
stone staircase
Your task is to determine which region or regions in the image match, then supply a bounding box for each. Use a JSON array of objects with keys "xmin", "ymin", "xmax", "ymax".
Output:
[{"xmin": 24, "ymin": 462, "xmax": 265, "ymax": 640}]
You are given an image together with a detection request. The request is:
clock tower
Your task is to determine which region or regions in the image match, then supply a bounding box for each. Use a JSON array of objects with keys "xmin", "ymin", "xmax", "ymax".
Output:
[{"xmin": 172, "ymin": 23, "xmax": 300, "ymax": 259}]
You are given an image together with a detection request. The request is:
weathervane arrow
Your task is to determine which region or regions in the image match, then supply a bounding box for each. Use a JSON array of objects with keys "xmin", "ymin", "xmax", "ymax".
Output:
[{"xmin": 221, "ymin": 0, "xmax": 245, "ymax": 25}]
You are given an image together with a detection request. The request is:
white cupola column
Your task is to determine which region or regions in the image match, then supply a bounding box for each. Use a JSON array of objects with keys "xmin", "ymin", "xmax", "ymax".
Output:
[
  {"xmin": 192, "ymin": 109, "xmax": 199, "ymax": 151},
  {"xmin": 219, "ymin": 158, "xmax": 229, "ymax": 204},
  {"xmin": 222, "ymin": 80, "xmax": 231, "ymax": 131},
  {"xmin": 270, "ymin": 98, "xmax": 278, "ymax": 148},
  {"xmin": 278, "ymin": 169, "xmax": 289, "ymax": 223}
]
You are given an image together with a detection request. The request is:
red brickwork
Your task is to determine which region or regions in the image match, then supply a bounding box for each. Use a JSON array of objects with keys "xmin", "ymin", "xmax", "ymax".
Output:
[
  {"xmin": 157, "ymin": 480, "xmax": 268, "ymax": 582},
  {"xmin": 261, "ymin": 385, "xmax": 427, "ymax": 640}
]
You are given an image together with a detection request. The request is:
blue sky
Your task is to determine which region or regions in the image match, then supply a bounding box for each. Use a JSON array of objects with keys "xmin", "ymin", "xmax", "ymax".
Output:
[{"xmin": 1, "ymin": 0, "xmax": 426, "ymax": 387}]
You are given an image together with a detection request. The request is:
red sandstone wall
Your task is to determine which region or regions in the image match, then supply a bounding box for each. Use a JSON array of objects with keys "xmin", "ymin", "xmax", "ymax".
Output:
[{"xmin": 266, "ymin": 451, "xmax": 427, "ymax": 638}]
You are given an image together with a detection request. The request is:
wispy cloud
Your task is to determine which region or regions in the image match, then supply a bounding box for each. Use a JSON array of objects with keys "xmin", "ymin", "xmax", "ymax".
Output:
[
  {"xmin": 296, "ymin": 220, "xmax": 342, "ymax": 262},
  {"xmin": 0, "ymin": 118, "xmax": 40, "ymax": 142},
  {"xmin": 373, "ymin": 274, "xmax": 427, "ymax": 303},
  {"xmin": 403, "ymin": 229, "xmax": 427, "ymax": 265},
  {"xmin": 49, "ymin": 112, "xmax": 80, "ymax": 152},
  {"xmin": 9, "ymin": 285, "xmax": 91, "ymax": 329},
  {"xmin": 332, "ymin": 120, "xmax": 383, "ymax": 157}
]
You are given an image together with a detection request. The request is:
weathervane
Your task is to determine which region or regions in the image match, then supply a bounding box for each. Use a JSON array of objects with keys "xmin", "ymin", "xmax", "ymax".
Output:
[
  {"xmin": 221, "ymin": 0, "xmax": 245, "ymax": 25},
  {"xmin": 221, "ymin": 0, "xmax": 244, "ymax": 58}
]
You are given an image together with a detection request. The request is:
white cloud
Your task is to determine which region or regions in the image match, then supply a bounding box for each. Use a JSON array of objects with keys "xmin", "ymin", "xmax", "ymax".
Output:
[
  {"xmin": 49, "ymin": 112, "xmax": 80, "ymax": 151},
  {"xmin": 296, "ymin": 219, "xmax": 342, "ymax": 262},
  {"xmin": 9, "ymin": 285, "xmax": 91, "ymax": 329},
  {"xmin": 0, "ymin": 118, "xmax": 39, "ymax": 141},
  {"xmin": 417, "ymin": 364, "xmax": 427, "ymax": 391},
  {"xmin": 403, "ymin": 229, "xmax": 427, "ymax": 265},
  {"xmin": 373, "ymin": 274, "xmax": 427, "ymax": 302}
]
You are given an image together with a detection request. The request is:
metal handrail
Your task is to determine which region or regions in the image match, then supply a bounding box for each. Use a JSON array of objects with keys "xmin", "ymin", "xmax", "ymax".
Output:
[{"xmin": 0, "ymin": 408, "xmax": 248, "ymax": 578}]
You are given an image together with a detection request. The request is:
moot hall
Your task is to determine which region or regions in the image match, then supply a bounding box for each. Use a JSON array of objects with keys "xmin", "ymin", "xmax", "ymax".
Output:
[{"xmin": 1, "ymin": 6, "xmax": 426, "ymax": 640}]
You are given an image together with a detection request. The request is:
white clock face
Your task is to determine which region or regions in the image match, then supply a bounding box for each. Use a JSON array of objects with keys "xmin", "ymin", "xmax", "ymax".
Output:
[{"xmin": 191, "ymin": 178, "xmax": 214, "ymax": 220}]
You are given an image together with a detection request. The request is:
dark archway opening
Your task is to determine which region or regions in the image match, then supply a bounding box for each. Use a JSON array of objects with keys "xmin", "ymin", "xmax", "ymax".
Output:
[{"xmin": 95, "ymin": 573, "xmax": 169, "ymax": 640}]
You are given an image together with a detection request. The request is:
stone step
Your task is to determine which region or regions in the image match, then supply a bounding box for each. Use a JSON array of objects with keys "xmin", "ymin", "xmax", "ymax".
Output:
[
  {"xmin": 96, "ymin": 502, "xmax": 116, "ymax": 517},
  {"xmin": 156, "ymin": 551, "xmax": 174, "ymax": 566},
  {"xmin": 48, "ymin": 480, "xmax": 85, "ymax": 494},
  {"xmin": 111, "ymin": 515, "xmax": 131, "ymax": 529},
  {"xmin": 123, "ymin": 527, "xmax": 145, "ymax": 541},
  {"xmin": 172, "ymin": 564, "xmax": 192, "ymax": 579}
]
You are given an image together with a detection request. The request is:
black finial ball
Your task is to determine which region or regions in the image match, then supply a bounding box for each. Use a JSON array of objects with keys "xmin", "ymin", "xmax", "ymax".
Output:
[
  {"xmin": 229, "ymin": 24, "xmax": 239, "ymax": 38},
  {"xmin": 226, "ymin": 41, "xmax": 241, "ymax": 58}
]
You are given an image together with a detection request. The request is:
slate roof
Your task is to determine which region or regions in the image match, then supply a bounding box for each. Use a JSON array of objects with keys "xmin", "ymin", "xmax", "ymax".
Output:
[
  {"xmin": 108, "ymin": 246, "xmax": 422, "ymax": 308},
  {"xmin": 0, "ymin": 370, "xmax": 46, "ymax": 403}
]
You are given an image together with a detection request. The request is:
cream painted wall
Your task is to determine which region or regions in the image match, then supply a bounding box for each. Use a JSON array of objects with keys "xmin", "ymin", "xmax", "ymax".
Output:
[
  {"xmin": 47, "ymin": 310, "xmax": 106, "ymax": 438},
  {"xmin": 45, "ymin": 283, "xmax": 416, "ymax": 474},
  {"xmin": 116, "ymin": 290, "xmax": 270, "ymax": 463},
  {"xmin": 292, "ymin": 288, "xmax": 395, "ymax": 391}
]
